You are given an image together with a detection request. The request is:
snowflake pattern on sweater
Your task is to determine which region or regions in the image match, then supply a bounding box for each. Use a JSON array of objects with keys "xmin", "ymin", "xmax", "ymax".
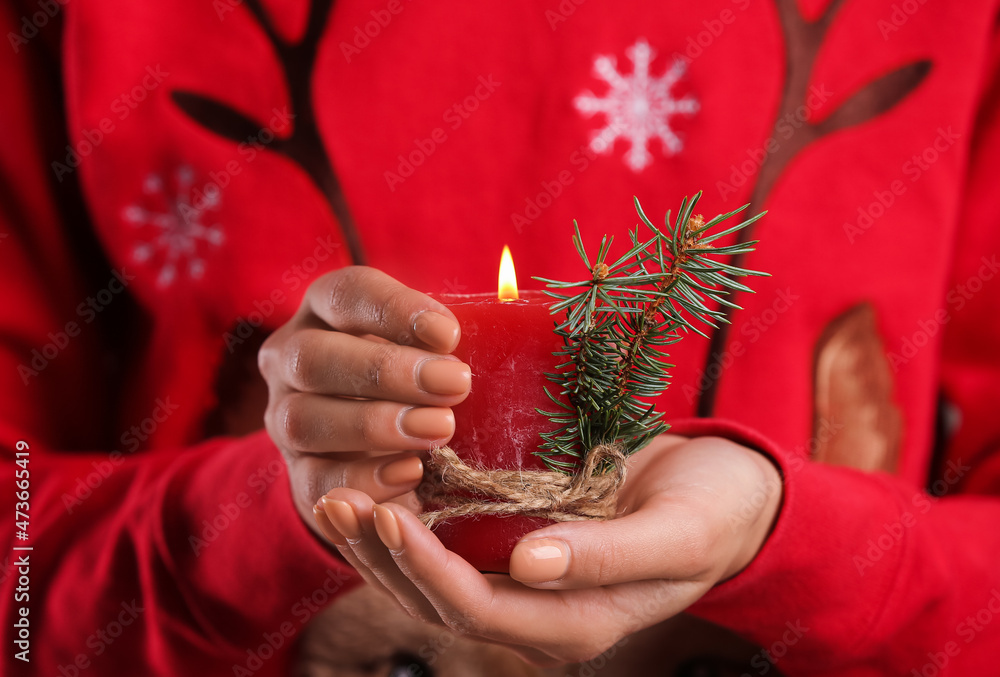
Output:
[
  {"xmin": 121, "ymin": 166, "xmax": 225, "ymax": 288},
  {"xmin": 574, "ymin": 38, "xmax": 698, "ymax": 172}
]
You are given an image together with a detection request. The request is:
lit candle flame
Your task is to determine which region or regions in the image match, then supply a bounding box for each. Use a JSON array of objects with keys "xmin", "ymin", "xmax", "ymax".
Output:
[{"xmin": 498, "ymin": 245, "xmax": 519, "ymax": 301}]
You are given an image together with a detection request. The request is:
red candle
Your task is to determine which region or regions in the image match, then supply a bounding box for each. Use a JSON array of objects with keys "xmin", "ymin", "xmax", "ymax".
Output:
[{"xmin": 429, "ymin": 248, "xmax": 567, "ymax": 573}]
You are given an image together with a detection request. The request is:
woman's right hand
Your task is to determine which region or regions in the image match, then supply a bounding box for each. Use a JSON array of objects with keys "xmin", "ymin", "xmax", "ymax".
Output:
[{"xmin": 258, "ymin": 266, "xmax": 471, "ymax": 538}]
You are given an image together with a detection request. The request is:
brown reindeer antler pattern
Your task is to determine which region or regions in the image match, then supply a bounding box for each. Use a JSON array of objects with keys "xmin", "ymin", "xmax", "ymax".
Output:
[
  {"xmin": 697, "ymin": 0, "xmax": 932, "ymax": 416},
  {"xmin": 172, "ymin": 0, "xmax": 366, "ymax": 265}
]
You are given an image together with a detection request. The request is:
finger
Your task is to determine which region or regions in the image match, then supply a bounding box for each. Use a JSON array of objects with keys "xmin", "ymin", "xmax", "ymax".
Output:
[
  {"xmin": 489, "ymin": 573, "xmax": 704, "ymax": 661},
  {"xmin": 367, "ymin": 504, "xmax": 696, "ymax": 661},
  {"xmin": 312, "ymin": 503, "xmax": 348, "ymax": 546},
  {"xmin": 312, "ymin": 500, "xmax": 398, "ymax": 601},
  {"xmin": 279, "ymin": 328, "xmax": 471, "ymax": 404},
  {"xmin": 507, "ymin": 495, "xmax": 720, "ymax": 589},
  {"xmin": 304, "ymin": 267, "xmax": 460, "ymax": 353},
  {"xmin": 320, "ymin": 489, "xmax": 444, "ymax": 625},
  {"xmin": 509, "ymin": 435, "xmax": 772, "ymax": 590},
  {"xmin": 294, "ymin": 452, "xmax": 425, "ymax": 505},
  {"xmin": 369, "ymin": 504, "xmax": 565, "ymax": 642},
  {"xmin": 269, "ymin": 393, "xmax": 455, "ymax": 453}
]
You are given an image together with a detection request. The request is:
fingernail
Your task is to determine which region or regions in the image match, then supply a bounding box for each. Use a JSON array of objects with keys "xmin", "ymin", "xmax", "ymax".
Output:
[
  {"xmin": 312, "ymin": 504, "xmax": 347, "ymax": 546},
  {"xmin": 373, "ymin": 504, "xmax": 403, "ymax": 551},
  {"xmin": 320, "ymin": 497, "xmax": 361, "ymax": 541},
  {"xmin": 399, "ymin": 407, "xmax": 455, "ymax": 441},
  {"xmin": 417, "ymin": 359, "xmax": 471, "ymax": 396},
  {"xmin": 413, "ymin": 311, "xmax": 460, "ymax": 352},
  {"xmin": 509, "ymin": 538, "xmax": 570, "ymax": 583},
  {"xmin": 379, "ymin": 456, "xmax": 425, "ymax": 487}
]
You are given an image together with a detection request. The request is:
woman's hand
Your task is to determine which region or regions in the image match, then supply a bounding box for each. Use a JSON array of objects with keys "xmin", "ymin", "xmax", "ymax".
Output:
[
  {"xmin": 259, "ymin": 266, "xmax": 472, "ymax": 536},
  {"xmin": 313, "ymin": 434, "xmax": 783, "ymax": 666}
]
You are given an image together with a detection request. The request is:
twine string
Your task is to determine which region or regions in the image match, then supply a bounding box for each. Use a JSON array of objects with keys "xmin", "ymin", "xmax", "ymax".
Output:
[{"xmin": 418, "ymin": 444, "xmax": 627, "ymax": 529}]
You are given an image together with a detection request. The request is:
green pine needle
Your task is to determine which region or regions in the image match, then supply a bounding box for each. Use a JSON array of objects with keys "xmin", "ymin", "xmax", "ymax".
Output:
[{"xmin": 532, "ymin": 191, "xmax": 768, "ymax": 475}]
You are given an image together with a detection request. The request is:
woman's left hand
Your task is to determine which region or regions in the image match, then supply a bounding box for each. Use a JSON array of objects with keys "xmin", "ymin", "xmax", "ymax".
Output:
[{"xmin": 313, "ymin": 434, "xmax": 783, "ymax": 666}]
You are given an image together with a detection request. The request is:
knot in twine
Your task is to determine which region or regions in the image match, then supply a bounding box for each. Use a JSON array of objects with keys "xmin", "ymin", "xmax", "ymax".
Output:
[{"xmin": 418, "ymin": 444, "xmax": 627, "ymax": 529}]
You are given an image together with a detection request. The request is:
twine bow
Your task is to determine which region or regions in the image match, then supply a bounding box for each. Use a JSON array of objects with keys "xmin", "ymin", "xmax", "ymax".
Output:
[{"xmin": 418, "ymin": 444, "xmax": 628, "ymax": 529}]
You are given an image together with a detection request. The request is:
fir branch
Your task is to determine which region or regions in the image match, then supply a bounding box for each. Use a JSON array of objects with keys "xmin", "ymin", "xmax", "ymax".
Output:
[{"xmin": 533, "ymin": 192, "xmax": 767, "ymax": 474}]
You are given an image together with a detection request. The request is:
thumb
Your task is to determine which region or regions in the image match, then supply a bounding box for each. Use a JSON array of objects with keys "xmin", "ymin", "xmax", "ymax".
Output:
[{"xmin": 508, "ymin": 495, "xmax": 721, "ymax": 590}]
